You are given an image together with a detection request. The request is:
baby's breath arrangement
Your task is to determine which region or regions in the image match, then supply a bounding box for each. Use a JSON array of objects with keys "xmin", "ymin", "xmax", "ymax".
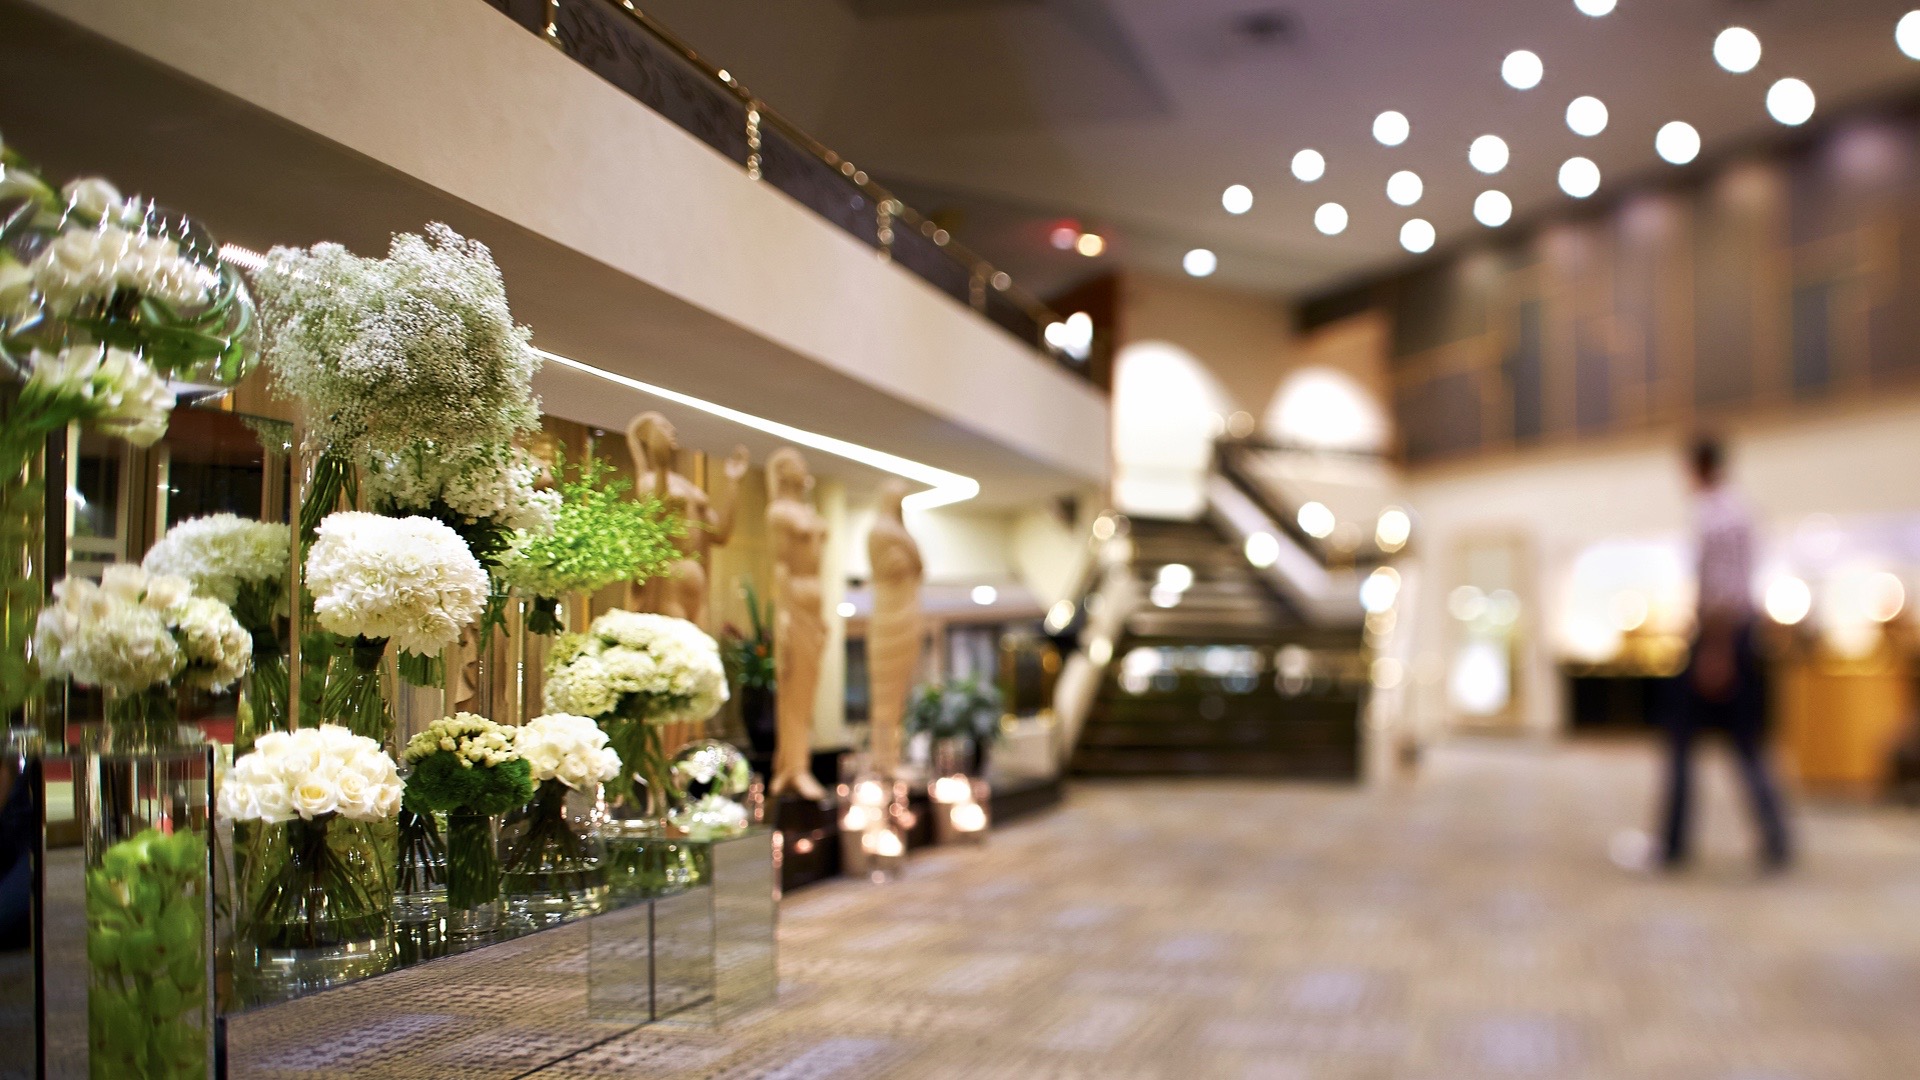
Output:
[
  {"xmin": 253, "ymin": 224, "xmax": 541, "ymax": 468},
  {"xmin": 496, "ymin": 453, "xmax": 683, "ymax": 633}
]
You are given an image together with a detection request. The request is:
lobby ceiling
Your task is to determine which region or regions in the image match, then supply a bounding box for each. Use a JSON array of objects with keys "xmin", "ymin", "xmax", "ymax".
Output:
[{"xmin": 639, "ymin": 0, "xmax": 1920, "ymax": 298}]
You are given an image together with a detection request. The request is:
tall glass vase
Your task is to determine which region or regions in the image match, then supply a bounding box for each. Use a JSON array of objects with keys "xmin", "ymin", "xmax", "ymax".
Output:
[
  {"xmin": 0, "ymin": 410, "xmax": 46, "ymax": 732},
  {"xmin": 391, "ymin": 808, "xmax": 447, "ymax": 926},
  {"xmin": 78, "ymin": 723, "xmax": 214, "ymax": 1079},
  {"xmin": 104, "ymin": 686, "xmax": 179, "ymax": 731},
  {"xmin": 239, "ymin": 813, "xmax": 393, "ymax": 998},
  {"xmin": 600, "ymin": 718, "xmax": 698, "ymax": 897},
  {"xmin": 501, "ymin": 779, "xmax": 607, "ymax": 924},
  {"xmin": 234, "ymin": 648, "xmax": 289, "ymax": 756},
  {"xmin": 318, "ymin": 637, "xmax": 392, "ymax": 744},
  {"xmin": 444, "ymin": 811, "xmax": 501, "ymax": 937}
]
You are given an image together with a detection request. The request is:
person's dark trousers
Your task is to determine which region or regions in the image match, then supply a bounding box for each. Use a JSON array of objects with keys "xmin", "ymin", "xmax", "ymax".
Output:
[{"xmin": 1660, "ymin": 623, "xmax": 1792, "ymax": 867}]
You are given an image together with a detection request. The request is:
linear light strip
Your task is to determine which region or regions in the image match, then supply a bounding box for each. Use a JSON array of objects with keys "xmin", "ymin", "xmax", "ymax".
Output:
[
  {"xmin": 221, "ymin": 243, "xmax": 979, "ymax": 510},
  {"xmin": 536, "ymin": 350, "xmax": 979, "ymax": 511}
]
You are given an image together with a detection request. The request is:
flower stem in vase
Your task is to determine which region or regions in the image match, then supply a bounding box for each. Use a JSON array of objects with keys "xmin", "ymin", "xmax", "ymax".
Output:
[
  {"xmin": 320, "ymin": 637, "xmax": 391, "ymax": 744},
  {"xmin": 501, "ymin": 779, "xmax": 606, "ymax": 921},
  {"xmin": 444, "ymin": 810, "xmax": 500, "ymax": 935},
  {"xmin": 241, "ymin": 814, "xmax": 391, "ymax": 997},
  {"xmin": 105, "ymin": 686, "xmax": 179, "ymax": 732},
  {"xmin": 0, "ymin": 422, "xmax": 46, "ymax": 725},
  {"xmin": 392, "ymin": 807, "xmax": 447, "ymax": 924},
  {"xmin": 235, "ymin": 646, "xmax": 289, "ymax": 756},
  {"xmin": 607, "ymin": 718, "xmax": 677, "ymax": 824}
]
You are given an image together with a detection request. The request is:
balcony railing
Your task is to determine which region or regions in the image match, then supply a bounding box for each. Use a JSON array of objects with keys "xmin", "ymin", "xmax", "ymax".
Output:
[{"xmin": 481, "ymin": 0, "xmax": 1084, "ymax": 378}]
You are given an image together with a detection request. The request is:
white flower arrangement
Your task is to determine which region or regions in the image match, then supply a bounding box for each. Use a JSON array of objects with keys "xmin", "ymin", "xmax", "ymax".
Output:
[
  {"xmin": 363, "ymin": 441, "xmax": 560, "ymax": 536},
  {"xmin": 23, "ymin": 343, "xmax": 173, "ymax": 447},
  {"xmin": 28, "ymin": 219, "xmax": 219, "ymax": 316},
  {"xmin": 218, "ymin": 725, "xmax": 404, "ymax": 823},
  {"xmin": 543, "ymin": 610, "xmax": 728, "ymax": 725},
  {"xmin": 304, "ymin": 511, "xmax": 488, "ymax": 655},
  {"xmin": 402, "ymin": 713, "xmax": 519, "ymax": 770},
  {"xmin": 33, "ymin": 564, "xmax": 251, "ymax": 694},
  {"xmin": 253, "ymin": 223, "xmax": 541, "ymax": 465},
  {"xmin": 515, "ymin": 713, "xmax": 623, "ymax": 790},
  {"xmin": 667, "ymin": 793, "xmax": 749, "ymax": 841},
  {"xmin": 142, "ymin": 513, "xmax": 290, "ymax": 608}
]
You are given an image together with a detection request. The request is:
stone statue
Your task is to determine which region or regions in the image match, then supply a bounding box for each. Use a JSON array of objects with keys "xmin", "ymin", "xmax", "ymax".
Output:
[
  {"xmin": 865, "ymin": 480, "xmax": 923, "ymax": 776},
  {"xmin": 767, "ymin": 447, "xmax": 829, "ymax": 800},
  {"xmin": 624, "ymin": 412, "xmax": 748, "ymax": 630}
]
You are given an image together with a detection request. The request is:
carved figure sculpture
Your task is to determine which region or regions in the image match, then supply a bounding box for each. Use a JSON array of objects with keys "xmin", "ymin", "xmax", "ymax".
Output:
[
  {"xmin": 624, "ymin": 411, "xmax": 748, "ymax": 629},
  {"xmin": 767, "ymin": 447, "xmax": 829, "ymax": 799},
  {"xmin": 865, "ymin": 480, "xmax": 923, "ymax": 776}
]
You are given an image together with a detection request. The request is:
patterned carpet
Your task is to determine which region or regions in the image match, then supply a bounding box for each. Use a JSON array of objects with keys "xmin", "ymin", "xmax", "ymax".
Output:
[{"xmin": 240, "ymin": 738, "xmax": 1920, "ymax": 1078}]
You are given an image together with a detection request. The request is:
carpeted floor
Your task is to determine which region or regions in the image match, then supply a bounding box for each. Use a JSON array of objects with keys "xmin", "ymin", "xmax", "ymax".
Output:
[{"xmin": 523, "ymin": 737, "xmax": 1920, "ymax": 1079}]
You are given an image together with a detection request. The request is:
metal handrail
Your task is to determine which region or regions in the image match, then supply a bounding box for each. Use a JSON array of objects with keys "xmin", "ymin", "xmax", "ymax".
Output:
[{"xmin": 537, "ymin": 0, "xmax": 1075, "ymax": 367}]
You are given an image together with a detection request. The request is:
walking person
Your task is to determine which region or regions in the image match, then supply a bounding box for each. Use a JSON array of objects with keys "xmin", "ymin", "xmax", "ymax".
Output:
[{"xmin": 1660, "ymin": 435, "xmax": 1792, "ymax": 871}]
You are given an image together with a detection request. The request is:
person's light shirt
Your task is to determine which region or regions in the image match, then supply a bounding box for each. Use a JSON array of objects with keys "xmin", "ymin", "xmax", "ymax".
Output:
[{"xmin": 1694, "ymin": 484, "xmax": 1754, "ymax": 624}]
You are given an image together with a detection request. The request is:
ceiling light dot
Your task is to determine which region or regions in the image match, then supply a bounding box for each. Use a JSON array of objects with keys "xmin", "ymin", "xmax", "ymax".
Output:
[
  {"xmin": 1574, "ymin": 0, "xmax": 1615, "ymax": 16},
  {"xmin": 1655, "ymin": 120, "xmax": 1701, "ymax": 165},
  {"xmin": 1291, "ymin": 149, "xmax": 1326, "ymax": 182},
  {"xmin": 1399, "ymin": 218, "xmax": 1436, "ymax": 253},
  {"xmin": 1767, "ymin": 77, "xmax": 1815, "ymax": 126},
  {"xmin": 1901, "ymin": 11, "xmax": 1920, "ymax": 60},
  {"xmin": 1222, "ymin": 184, "xmax": 1254, "ymax": 214},
  {"xmin": 1566, "ymin": 95, "xmax": 1609, "ymax": 137},
  {"xmin": 837, "ymin": 601, "xmax": 857, "ymax": 619},
  {"xmin": 1468, "ymin": 135, "xmax": 1510, "ymax": 174},
  {"xmin": 971, "ymin": 585, "xmax": 998, "ymax": 606},
  {"xmin": 1297, "ymin": 501, "xmax": 1336, "ymax": 539},
  {"xmin": 1075, "ymin": 232, "xmax": 1106, "ymax": 257},
  {"xmin": 1182, "ymin": 248, "xmax": 1218, "ymax": 277},
  {"xmin": 1474, "ymin": 190, "xmax": 1513, "ymax": 227},
  {"xmin": 1373, "ymin": 111, "xmax": 1411, "ymax": 147},
  {"xmin": 1714, "ymin": 27, "xmax": 1762, "ymax": 74},
  {"xmin": 1386, "ymin": 170, "xmax": 1424, "ymax": 207},
  {"xmin": 1559, "ymin": 156, "xmax": 1601, "ymax": 198},
  {"xmin": 1502, "ymin": 50, "xmax": 1544, "ymax": 90},
  {"xmin": 1314, "ymin": 202, "xmax": 1349, "ymax": 236}
]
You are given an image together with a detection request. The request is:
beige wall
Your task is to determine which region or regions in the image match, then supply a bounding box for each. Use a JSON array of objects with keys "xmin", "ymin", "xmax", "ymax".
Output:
[{"xmin": 1120, "ymin": 272, "xmax": 1295, "ymax": 416}]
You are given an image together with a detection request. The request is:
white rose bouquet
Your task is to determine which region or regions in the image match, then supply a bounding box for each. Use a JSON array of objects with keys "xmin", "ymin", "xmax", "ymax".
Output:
[
  {"xmin": 33, "ymin": 564, "xmax": 251, "ymax": 723},
  {"xmin": 501, "ymin": 714, "xmax": 622, "ymax": 912},
  {"xmin": 220, "ymin": 725, "xmax": 403, "ymax": 956},
  {"xmin": 217, "ymin": 725, "xmax": 403, "ymax": 825},
  {"xmin": 544, "ymin": 610, "xmax": 727, "ymax": 811}
]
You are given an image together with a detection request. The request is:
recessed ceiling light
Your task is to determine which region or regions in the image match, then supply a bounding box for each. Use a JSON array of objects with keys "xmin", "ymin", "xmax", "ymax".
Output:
[
  {"xmin": 1559, "ymin": 156, "xmax": 1601, "ymax": 198},
  {"xmin": 1314, "ymin": 202, "xmax": 1349, "ymax": 235},
  {"xmin": 1566, "ymin": 96, "xmax": 1609, "ymax": 137},
  {"xmin": 1767, "ymin": 78, "xmax": 1815, "ymax": 125},
  {"xmin": 1468, "ymin": 135, "xmax": 1509, "ymax": 174},
  {"xmin": 1385, "ymin": 170, "xmax": 1424, "ymax": 207},
  {"xmin": 1502, "ymin": 50, "xmax": 1544, "ymax": 90},
  {"xmin": 1574, "ymin": 0, "xmax": 1615, "ymax": 16},
  {"xmin": 971, "ymin": 585, "xmax": 998, "ymax": 606},
  {"xmin": 1399, "ymin": 218, "xmax": 1436, "ymax": 253},
  {"xmin": 1222, "ymin": 184, "xmax": 1254, "ymax": 214},
  {"xmin": 1291, "ymin": 149, "xmax": 1326, "ymax": 182},
  {"xmin": 1655, "ymin": 120, "xmax": 1701, "ymax": 164},
  {"xmin": 1901, "ymin": 12, "xmax": 1920, "ymax": 60},
  {"xmin": 837, "ymin": 601, "xmax": 857, "ymax": 619},
  {"xmin": 1474, "ymin": 190, "xmax": 1513, "ymax": 227},
  {"xmin": 1182, "ymin": 248, "xmax": 1218, "ymax": 277},
  {"xmin": 1714, "ymin": 27, "xmax": 1762, "ymax": 73},
  {"xmin": 1373, "ymin": 111, "xmax": 1410, "ymax": 146},
  {"xmin": 1298, "ymin": 501, "xmax": 1336, "ymax": 539},
  {"xmin": 1075, "ymin": 232, "xmax": 1106, "ymax": 257}
]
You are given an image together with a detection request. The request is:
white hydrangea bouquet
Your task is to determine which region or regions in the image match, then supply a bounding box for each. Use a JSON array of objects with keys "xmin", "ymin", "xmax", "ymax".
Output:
[
  {"xmin": 143, "ymin": 513, "xmax": 290, "ymax": 642},
  {"xmin": 543, "ymin": 610, "xmax": 727, "ymax": 813},
  {"xmin": 501, "ymin": 713, "xmax": 622, "ymax": 913},
  {"xmin": 218, "ymin": 725, "xmax": 403, "ymax": 955},
  {"xmin": 33, "ymin": 564, "xmax": 251, "ymax": 725},
  {"xmin": 303, "ymin": 511, "xmax": 488, "ymax": 740}
]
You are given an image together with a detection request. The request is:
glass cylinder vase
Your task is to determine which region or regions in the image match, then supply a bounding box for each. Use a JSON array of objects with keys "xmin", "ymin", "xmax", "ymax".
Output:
[
  {"xmin": 0, "ymin": 406, "xmax": 46, "ymax": 732},
  {"xmin": 501, "ymin": 779, "xmax": 607, "ymax": 924},
  {"xmin": 77, "ymin": 722, "xmax": 214, "ymax": 1080},
  {"xmin": 317, "ymin": 638, "xmax": 392, "ymax": 745},
  {"xmin": 238, "ymin": 813, "xmax": 393, "ymax": 998},
  {"xmin": 444, "ymin": 810, "xmax": 501, "ymax": 937},
  {"xmin": 391, "ymin": 807, "xmax": 447, "ymax": 926},
  {"xmin": 233, "ymin": 647, "xmax": 289, "ymax": 757}
]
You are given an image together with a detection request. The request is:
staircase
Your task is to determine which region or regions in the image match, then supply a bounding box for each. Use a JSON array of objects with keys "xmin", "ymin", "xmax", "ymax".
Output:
[{"xmin": 1068, "ymin": 443, "xmax": 1391, "ymax": 782}]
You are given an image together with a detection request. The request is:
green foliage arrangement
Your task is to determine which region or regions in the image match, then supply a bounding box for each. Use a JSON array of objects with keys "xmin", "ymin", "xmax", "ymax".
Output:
[
  {"xmin": 401, "ymin": 713, "xmax": 535, "ymax": 815},
  {"xmin": 906, "ymin": 677, "xmax": 1005, "ymax": 744},
  {"xmin": 721, "ymin": 580, "xmax": 776, "ymax": 693},
  {"xmin": 497, "ymin": 452, "xmax": 683, "ymax": 634},
  {"xmin": 85, "ymin": 827, "xmax": 208, "ymax": 1079}
]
